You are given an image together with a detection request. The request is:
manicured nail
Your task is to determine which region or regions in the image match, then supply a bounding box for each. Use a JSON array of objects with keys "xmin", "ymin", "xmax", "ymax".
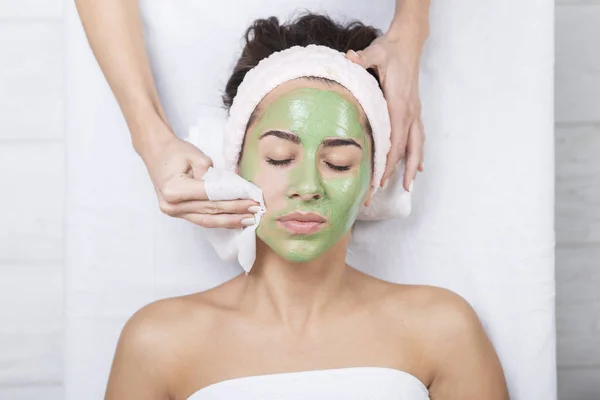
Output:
[
  {"xmin": 241, "ymin": 217, "xmax": 256, "ymax": 227},
  {"xmin": 248, "ymin": 206, "xmax": 262, "ymax": 213},
  {"xmin": 408, "ymin": 180, "xmax": 414, "ymax": 193},
  {"xmin": 350, "ymin": 49, "xmax": 359, "ymax": 58}
]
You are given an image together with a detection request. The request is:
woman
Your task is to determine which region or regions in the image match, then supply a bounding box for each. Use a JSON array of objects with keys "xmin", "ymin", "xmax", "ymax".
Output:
[{"xmin": 104, "ymin": 15, "xmax": 509, "ymax": 400}]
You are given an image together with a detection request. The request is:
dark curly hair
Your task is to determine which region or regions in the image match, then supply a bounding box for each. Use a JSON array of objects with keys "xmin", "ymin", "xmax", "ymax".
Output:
[
  {"xmin": 224, "ymin": 13, "xmax": 381, "ymax": 171},
  {"xmin": 222, "ymin": 13, "xmax": 382, "ymax": 110}
]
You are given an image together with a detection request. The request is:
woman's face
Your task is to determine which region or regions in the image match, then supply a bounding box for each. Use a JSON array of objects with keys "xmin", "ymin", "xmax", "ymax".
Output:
[{"xmin": 239, "ymin": 79, "xmax": 372, "ymax": 262}]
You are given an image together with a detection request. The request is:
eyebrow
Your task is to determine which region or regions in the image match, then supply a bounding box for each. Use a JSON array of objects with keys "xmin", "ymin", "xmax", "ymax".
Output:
[
  {"xmin": 322, "ymin": 138, "xmax": 362, "ymax": 149},
  {"xmin": 259, "ymin": 130, "xmax": 362, "ymax": 149},
  {"xmin": 259, "ymin": 130, "xmax": 301, "ymax": 144}
]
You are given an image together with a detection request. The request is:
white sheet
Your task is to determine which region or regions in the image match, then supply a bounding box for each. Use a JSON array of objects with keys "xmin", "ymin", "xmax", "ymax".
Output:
[{"xmin": 64, "ymin": 0, "xmax": 556, "ymax": 399}]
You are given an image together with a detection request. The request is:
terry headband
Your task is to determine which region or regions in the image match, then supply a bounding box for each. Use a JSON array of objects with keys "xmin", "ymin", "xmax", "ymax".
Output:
[{"xmin": 223, "ymin": 44, "xmax": 391, "ymax": 197}]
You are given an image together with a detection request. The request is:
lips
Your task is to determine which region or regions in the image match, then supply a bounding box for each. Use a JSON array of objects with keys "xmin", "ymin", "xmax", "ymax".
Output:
[{"xmin": 277, "ymin": 212, "xmax": 326, "ymax": 235}]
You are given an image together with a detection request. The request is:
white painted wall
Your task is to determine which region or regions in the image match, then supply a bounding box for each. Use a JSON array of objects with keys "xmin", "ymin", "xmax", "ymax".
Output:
[{"xmin": 0, "ymin": 0, "xmax": 596, "ymax": 399}]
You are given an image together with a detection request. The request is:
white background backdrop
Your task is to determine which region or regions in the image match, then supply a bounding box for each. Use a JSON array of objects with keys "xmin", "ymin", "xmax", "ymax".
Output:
[{"xmin": 0, "ymin": 0, "xmax": 596, "ymax": 398}]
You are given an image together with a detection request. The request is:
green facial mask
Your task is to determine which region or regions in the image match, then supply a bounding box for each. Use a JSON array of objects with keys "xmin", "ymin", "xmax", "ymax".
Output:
[{"xmin": 239, "ymin": 87, "xmax": 371, "ymax": 262}]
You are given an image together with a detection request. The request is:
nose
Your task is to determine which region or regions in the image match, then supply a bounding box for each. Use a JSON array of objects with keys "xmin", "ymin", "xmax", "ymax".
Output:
[{"xmin": 286, "ymin": 159, "xmax": 325, "ymax": 201}]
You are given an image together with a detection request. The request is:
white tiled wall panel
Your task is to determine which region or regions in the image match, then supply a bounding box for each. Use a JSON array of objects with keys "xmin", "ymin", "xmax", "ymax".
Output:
[
  {"xmin": 556, "ymin": 124, "xmax": 600, "ymax": 244},
  {"xmin": 0, "ymin": 141, "xmax": 64, "ymax": 396},
  {"xmin": 0, "ymin": 143, "xmax": 64, "ymax": 262},
  {"xmin": 0, "ymin": 22, "xmax": 63, "ymax": 141},
  {"xmin": 556, "ymin": 4, "xmax": 600, "ymax": 122},
  {"xmin": 0, "ymin": 263, "xmax": 63, "ymax": 386},
  {"xmin": 555, "ymin": 2, "xmax": 600, "ymax": 399},
  {"xmin": 556, "ymin": 246, "xmax": 600, "ymax": 368},
  {"xmin": 0, "ymin": 0, "xmax": 64, "ymax": 397},
  {"xmin": 557, "ymin": 0, "xmax": 600, "ymax": 4},
  {"xmin": 0, "ymin": 0, "xmax": 63, "ymax": 19},
  {"xmin": 558, "ymin": 368, "xmax": 600, "ymax": 400},
  {"xmin": 0, "ymin": 385, "xmax": 63, "ymax": 400}
]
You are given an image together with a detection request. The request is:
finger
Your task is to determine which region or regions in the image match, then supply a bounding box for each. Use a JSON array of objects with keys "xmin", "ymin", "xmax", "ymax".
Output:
[
  {"xmin": 403, "ymin": 120, "xmax": 423, "ymax": 192},
  {"xmin": 161, "ymin": 199, "xmax": 260, "ymax": 216},
  {"xmin": 417, "ymin": 117, "xmax": 425, "ymax": 172},
  {"xmin": 160, "ymin": 175, "xmax": 208, "ymax": 204},
  {"xmin": 380, "ymin": 142, "xmax": 403, "ymax": 188},
  {"xmin": 345, "ymin": 46, "xmax": 381, "ymax": 70},
  {"xmin": 380, "ymin": 110, "xmax": 411, "ymax": 186},
  {"xmin": 179, "ymin": 213, "xmax": 257, "ymax": 229}
]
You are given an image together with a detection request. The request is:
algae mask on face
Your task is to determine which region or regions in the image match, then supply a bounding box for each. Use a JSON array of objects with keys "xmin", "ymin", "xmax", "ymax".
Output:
[{"xmin": 239, "ymin": 86, "xmax": 371, "ymax": 262}]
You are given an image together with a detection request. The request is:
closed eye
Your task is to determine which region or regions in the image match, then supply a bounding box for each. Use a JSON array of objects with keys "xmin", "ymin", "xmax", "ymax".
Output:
[
  {"xmin": 325, "ymin": 161, "xmax": 351, "ymax": 171},
  {"xmin": 267, "ymin": 158, "xmax": 293, "ymax": 166}
]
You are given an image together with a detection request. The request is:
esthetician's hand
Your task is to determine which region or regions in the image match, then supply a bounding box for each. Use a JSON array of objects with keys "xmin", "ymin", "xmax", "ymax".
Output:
[
  {"xmin": 346, "ymin": 21, "xmax": 429, "ymax": 192},
  {"xmin": 139, "ymin": 126, "xmax": 259, "ymax": 229}
]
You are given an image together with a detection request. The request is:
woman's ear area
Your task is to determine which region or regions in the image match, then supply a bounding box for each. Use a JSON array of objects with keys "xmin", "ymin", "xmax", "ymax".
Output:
[
  {"xmin": 235, "ymin": 137, "xmax": 246, "ymax": 176},
  {"xmin": 236, "ymin": 123, "xmax": 257, "ymax": 176}
]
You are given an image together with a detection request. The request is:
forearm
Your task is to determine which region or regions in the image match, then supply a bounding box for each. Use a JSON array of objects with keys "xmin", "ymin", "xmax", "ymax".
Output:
[
  {"xmin": 74, "ymin": 0, "xmax": 172, "ymax": 154},
  {"xmin": 389, "ymin": 0, "xmax": 431, "ymax": 43}
]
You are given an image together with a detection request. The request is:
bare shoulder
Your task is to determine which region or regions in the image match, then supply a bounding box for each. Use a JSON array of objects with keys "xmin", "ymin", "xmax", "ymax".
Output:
[
  {"xmin": 383, "ymin": 284, "xmax": 490, "ymax": 353},
  {"xmin": 120, "ymin": 274, "xmax": 244, "ymax": 342},
  {"xmin": 378, "ymin": 283, "xmax": 477, "ymax": 323},
  {"xmin": 339, "ymin": 270, "xmax": 483, "ymax": 342},
  {"xmin": 404, "ymin": 285, "xmax": 480, "ymax": 329},
  {"xmin": 120, "ymin": 290, "xmax": 230, "ymax": 359},
  {"xmin": 105, "ymin": 294, "xmax": 222, "ymax": 399},
  {"xmin": 121, "ymin": 294, "xmax": 215, "ymax": 344},
  {"xmin": 382, "ymin": 284, "xmax": 508, "ymax": 398},
  {"xmin": 401, "ymin": 286, "xmax": 488, "ymax": 352}
]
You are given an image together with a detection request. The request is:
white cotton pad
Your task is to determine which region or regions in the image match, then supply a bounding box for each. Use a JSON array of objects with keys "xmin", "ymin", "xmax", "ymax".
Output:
[{"xmin": 200, "ymin": 167, "xmax": 266, "ymax": 273}]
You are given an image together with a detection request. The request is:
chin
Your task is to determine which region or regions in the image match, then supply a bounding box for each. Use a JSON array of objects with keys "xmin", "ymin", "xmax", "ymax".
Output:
[{"xmin": 271, "ymin": 239, "xmax": 330, "ymax": 263}]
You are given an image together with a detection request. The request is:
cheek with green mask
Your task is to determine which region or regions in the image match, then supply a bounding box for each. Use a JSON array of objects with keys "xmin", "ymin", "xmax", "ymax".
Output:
[{"xmin": 239, "ymin": 87, "xmax": 371, "ymax": 262}]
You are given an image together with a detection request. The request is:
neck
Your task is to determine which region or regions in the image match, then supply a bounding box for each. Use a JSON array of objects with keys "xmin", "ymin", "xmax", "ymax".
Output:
[{"xmin": 240, "ymin": 234, "xmax": 353, "ymax": 335}]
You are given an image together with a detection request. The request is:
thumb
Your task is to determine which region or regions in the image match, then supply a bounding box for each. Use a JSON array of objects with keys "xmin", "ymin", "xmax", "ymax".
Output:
[
  {"xmin": 188, "ymin": 151, "xmax": 213, "ymax": 180},
  {"xmin": 345, "ymin": 46, "xmax": 379, "ymax": 69}
]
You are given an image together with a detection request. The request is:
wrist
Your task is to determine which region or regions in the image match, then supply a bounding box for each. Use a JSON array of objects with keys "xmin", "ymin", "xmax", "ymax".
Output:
[
  {"xmin": 388, "ymin": 17, "xmax": 429, "ymax": 45},
  {"xmin": 386, "ymin": 16, "xmax": 429, "ymax": 70},
  {"xmin": 130, "ymin": 113, "xmax": 175, "ymax": 159}
]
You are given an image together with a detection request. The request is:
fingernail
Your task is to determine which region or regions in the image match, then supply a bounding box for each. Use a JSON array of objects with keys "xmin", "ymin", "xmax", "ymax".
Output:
[
  {"xmin": 381, "ymin": 177, "xmax": 389, "ymax": 188},
  {"xmin": 248, "ymin": 206, "xmax": 262, "ymax": 213},
  {"xmin": 241, "ymin": 217, "xmax": 256, "ymax": 227},
  {"xmin": 408, "ymin": 180, "xmax": 414, "ymax": 193},
  {"xmin": 350, "ymin": 49, "xmax": 359, "ymax": 58}
]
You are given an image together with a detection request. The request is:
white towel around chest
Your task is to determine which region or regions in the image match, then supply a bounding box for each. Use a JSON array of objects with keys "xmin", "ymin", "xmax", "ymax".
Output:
[{"xmin": 187, "ymin": 367, "xmax": 430, "ymax": 400}]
